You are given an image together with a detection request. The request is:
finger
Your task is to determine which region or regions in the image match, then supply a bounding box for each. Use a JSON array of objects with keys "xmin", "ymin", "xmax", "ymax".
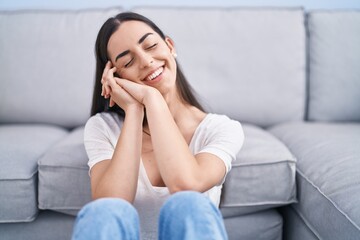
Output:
[
  {"xmin": 109, "ymin": 97, "xmax": 115, "ymax": 107},
  {"xmin": 101, "ymin": 62, "xmax": 112, "ymax": 95},
  {"xmin": 114, "ymin": 77, "xmax": 126, "ymax": 87},
  {"xmin": 104, "ymin": 66, "xmax": 117, "ymax": 98},
  {"xmin": 105, "ymin": 83, "xmax": 111, "ymax": 99},
  {"xmin": 102, "ymin": 83, "xmax": 109, "ymax": 98},
  {"xmin": 102, "ymin": 61, "xmax": 112, "ymax": 79},
  {"xmin": 107, "ymin": 66, "xmax": 117, "ymax": 77},
  {"xmin": 106, "ymin": 67, "xmax": 117, "ymax": 88},
  {"xmin": 101, "ymin": 62, "xmax": 112, "ymax": 97},
  {"xmin": 114, "ymin": 77, "xmax": 139, "ymax": 93}
]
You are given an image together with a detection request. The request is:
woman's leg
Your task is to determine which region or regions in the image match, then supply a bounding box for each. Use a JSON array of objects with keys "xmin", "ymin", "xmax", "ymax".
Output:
[
  {"xmin": 72, "ymin": 198, "xmax": 140, "ymax": 240},
  {"xmin": 158, "ymin": 191, "xmax": 228, "ymax": 240}
]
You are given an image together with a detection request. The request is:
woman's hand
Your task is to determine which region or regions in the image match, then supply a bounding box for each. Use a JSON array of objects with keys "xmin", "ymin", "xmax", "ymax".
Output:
[
  {"xmin": 101, "ymin": 61, "xmax": 143, "ymax": 112},
  {"xmin": 114, "ymin": 77, "xmax": 162, "ymax": 107}
]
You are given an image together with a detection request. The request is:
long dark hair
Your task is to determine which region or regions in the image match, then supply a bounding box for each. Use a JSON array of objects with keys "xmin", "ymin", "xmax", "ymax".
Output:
[{"xmin": 91, "ymin": 12, "xmax": 204, "ymax": 118}]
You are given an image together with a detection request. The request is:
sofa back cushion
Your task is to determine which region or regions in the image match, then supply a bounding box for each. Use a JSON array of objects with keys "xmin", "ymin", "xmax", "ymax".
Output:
[
  {"xmin": 0, "ymin": 9, "xmax": 120, "ymax": 128},
  {"xmin": 0, "ymin": 8, "xmax": 306, "ymax": 128},
  {"xmin": 135, "ymin": 7, "xmax": 306, "ymax": 128},
  {"xmin": 307, "ymin": 11, "xmax": 360, "ymax": 122}
]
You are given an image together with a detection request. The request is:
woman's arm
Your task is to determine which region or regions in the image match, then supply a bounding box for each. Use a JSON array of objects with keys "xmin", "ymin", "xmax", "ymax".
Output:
[
  {"xmin": 116, "ymin": 78, "xmax": 227, "ymax": 194},
  {"xmin": 90, "ymin": 63, "xmax": 144, "ymax": 203},
  {"xmin": 90, "ymin": 106, "xmax": 143, "ymax": 203},
  {"xmin": 144, "ymin": 91, "xmax": 226, "ymax": 193}
]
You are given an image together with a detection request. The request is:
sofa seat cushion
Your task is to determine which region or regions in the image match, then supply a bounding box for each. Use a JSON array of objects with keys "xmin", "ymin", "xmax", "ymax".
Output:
[
  {"xmin": 221, "ymin": 124, "xmax": 296, "ymax": 217},
  {"xmin": 0, "ymin": 210, "xmax": 75, "ymax": 240},
  {"xmin": 270, "ymin": 122, "xmax": 360, "ymax": 239},
  {"xmin": 224, "ymin": 209, "xmax": 283, "ymax": 240},
  {"xmin": 38, "ymin": 124, "xmax": 296, "ymax": 218},
  {"xmin": 0, "ymin": 125, "xmax": 68, "ymax": 222},
  {"xmin": 38, "ymin": 127, "xmax": 91, "ymax": 215}
]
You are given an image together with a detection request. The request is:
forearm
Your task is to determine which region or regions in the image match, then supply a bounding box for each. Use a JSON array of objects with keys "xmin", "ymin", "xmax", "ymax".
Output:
[
  {"xmin": 93, "ymin": 106, "xmax": 144, "ymax": 202},
  {"xmin": 145, "ymin": 93, "xmax": 200, "ymax": 192}
]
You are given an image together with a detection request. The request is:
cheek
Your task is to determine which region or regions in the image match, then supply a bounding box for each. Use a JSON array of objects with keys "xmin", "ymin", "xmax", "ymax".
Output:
[{"xmin": 119, "ymin": 69, "xmax": 139, "ymax": 82}]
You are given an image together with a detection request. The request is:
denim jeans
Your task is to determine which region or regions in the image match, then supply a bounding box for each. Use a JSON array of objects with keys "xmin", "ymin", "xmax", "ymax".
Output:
[{"xmin": 72, "ymin": 191, "xmax": 228, "ymax": 240}]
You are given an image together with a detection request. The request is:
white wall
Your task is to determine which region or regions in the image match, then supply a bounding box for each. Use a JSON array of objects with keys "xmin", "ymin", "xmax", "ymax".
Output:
[{"xmin": 1, "ymin": 0, "xmax": 360, "ymax": 11}]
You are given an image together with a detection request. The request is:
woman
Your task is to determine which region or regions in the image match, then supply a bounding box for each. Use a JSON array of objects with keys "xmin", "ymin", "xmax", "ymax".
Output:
[{"xmin": 72, "ymin": 12, "xmax": 244, "ymax": 240}]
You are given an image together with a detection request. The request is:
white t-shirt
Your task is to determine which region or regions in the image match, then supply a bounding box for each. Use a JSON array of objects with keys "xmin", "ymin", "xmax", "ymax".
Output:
[{"xmin": 84, "ymin": 112, "xmax": 244, "ymax": 240}]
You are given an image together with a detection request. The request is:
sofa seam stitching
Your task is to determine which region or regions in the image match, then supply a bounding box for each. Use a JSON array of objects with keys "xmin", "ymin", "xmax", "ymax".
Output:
[
  {"xmin": 0, "ymin": 170, "xmax": 38, "ymax": 181},
  {"xmin": 221, "ymin": 200, "xmax": 296, "ymax": 208},
  {"xmin": 232, "ymin": 159, "xmax": 296, "ymax": 167},
  {"xmin": 297, "ymin": 169, "xmax": 360, "ymax": 231}
]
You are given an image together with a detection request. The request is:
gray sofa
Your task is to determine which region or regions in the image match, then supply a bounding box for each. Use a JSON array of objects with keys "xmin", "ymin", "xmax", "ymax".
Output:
[{"xmin": 0, "ymin": 7, "xmax": 359, "ymax": 240}]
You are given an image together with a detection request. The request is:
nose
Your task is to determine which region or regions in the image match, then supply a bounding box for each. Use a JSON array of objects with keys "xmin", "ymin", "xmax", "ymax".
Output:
[{"xmin": 138, "ymin": 51, "xmax": 153, "ymax": 68}]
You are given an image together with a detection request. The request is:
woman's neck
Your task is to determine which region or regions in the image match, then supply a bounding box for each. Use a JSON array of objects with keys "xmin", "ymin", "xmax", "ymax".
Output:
[
  {"xmin": 165, "ymin": 91, "xmax": 190, "ymax": 122},
  {"xmin": 144, "ymin": 87, "xmax": 206, "ymax": 137},
  {"xmin": 169, "ymin": 94, "xmax": 206, "ymax": 134}
]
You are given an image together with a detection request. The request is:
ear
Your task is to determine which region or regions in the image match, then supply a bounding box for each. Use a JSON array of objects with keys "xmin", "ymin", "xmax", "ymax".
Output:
[{"xmin": 165, "ymin": 36, "xmax": 176, "ymax": 55}]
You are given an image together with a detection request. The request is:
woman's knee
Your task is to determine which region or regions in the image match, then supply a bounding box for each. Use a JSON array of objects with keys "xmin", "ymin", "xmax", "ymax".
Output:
[
  {"xmin": 162, "ymin": 191, "xmax": 216, "ymax": 213},
  {"xmin": 73, "ymin": 198, "xmax": 140, "ymax": 240},
  {"xmin": 158, "ymin": 191, "xmax": 227, "ymax": 240},
  {"xmin": 160, "ymin": 191, "xmax": 221, "ymax": 221},
  {"xmin": 78, "ymin": 198, "xmax": 138, "ymax": 222}
]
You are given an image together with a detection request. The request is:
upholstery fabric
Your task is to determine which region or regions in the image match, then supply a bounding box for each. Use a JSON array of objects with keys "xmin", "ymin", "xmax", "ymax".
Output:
[
  {"xmin": 0, "ymin": 211, "xmax": 74, "ymax": 240},
  {"xmin": 224, "ymin": 209, "xmax": 282, "ymax": 240},
  {"xmin": 38, "ymin": 127, "xmax": 90, "ymax": 215},
  {"xmin": 270, "ymin": 122, "xmax": 360, "ymax": 239},
  {"xmin": 280, "ymin": 206, "xmax": 318, "ymax": 240},
  {"xmin": 0, "ymin": 125, "xmax": 67, "ymax": 222},
  {"xmin": 0, "ymin": 9, "xmax": 121, "ymax": 128},
  {"xmin": 307, "ymin": 11, "xmax": 360, "ymax": 121},
  {"xmin": 38, "ymin": 124, "xmax": 296, "ymax": 219},
  {"xmin": 221, "ymin": 124, "xmax": 296, "ymax": 217},
  {"xmin": 134, "ymin": 7, "xmax": 306, "ymax": 128}
]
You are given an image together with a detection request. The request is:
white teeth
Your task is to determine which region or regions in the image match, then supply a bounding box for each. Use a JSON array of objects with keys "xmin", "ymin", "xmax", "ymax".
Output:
[{"xmin": 147, "ymin": 67, "xmax": 163, "ymax": 81}]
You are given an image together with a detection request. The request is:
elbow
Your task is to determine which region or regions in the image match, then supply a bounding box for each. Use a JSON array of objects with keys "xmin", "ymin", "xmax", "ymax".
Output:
[{"xmin": 167, "ymin": 177, "xmax": 202, "ymax": 194}]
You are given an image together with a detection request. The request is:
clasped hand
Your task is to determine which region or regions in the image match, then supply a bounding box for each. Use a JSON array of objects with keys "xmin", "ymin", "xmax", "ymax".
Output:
[{"xmin": 101, "ymin": 61, "xmax": 156, "ymax": 112}]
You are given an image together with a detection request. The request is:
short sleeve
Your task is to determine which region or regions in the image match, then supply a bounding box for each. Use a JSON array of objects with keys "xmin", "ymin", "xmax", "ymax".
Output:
[
  {"xmin": 198, "ymin": 116, "xmax": 244, "ymax": 185},
  {"xmin": 84, "ymin": 114, "xmax": 118, "ymax": 173}
]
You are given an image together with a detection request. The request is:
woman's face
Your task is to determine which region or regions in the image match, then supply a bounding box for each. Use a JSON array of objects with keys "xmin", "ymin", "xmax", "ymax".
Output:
[{"xmin": 107, "ymin": 20, "xmax": 177, "ymax": 93}]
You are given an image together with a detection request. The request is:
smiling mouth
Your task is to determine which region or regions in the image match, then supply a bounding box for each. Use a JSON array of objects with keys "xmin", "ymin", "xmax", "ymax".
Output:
[{"xmin": 144, "ymin": 66, "xmax": 164, "ymax": 81}]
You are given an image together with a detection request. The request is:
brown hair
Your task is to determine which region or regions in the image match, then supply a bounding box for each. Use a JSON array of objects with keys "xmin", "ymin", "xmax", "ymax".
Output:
[{"xmin": 91, "ymin": 12, "xmax": 204, "ymax": 118}]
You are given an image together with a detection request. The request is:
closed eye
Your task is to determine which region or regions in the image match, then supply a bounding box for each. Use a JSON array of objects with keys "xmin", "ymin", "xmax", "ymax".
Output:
[
  {"xmin": 124, "ymin": 58, "xmax": 134, "ymax": 68},
  {"xmin": 124, "ymin": 43, "xmax": 157, "ymax": 68},
  {"xmin": 146, "ymin": 43, "xmax": 157, "ymax": 50}
]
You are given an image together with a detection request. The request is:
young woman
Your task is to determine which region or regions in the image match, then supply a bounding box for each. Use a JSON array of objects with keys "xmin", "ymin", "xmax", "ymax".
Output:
[{"xmin": 72, "ymin": 12, "xmax": 244, "ymax": 240}]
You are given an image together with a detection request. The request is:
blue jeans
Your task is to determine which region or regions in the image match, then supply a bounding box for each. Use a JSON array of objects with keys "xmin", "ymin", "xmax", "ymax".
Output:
[{"xmin": 72, "ymin": 191, "xmax": 228, "ymax": 240}]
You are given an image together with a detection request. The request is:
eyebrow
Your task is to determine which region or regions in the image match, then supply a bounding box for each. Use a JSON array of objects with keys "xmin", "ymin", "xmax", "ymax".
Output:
[{"xmin": 115, "ymin": 33, "xmax": 154, "ymax": 62}]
